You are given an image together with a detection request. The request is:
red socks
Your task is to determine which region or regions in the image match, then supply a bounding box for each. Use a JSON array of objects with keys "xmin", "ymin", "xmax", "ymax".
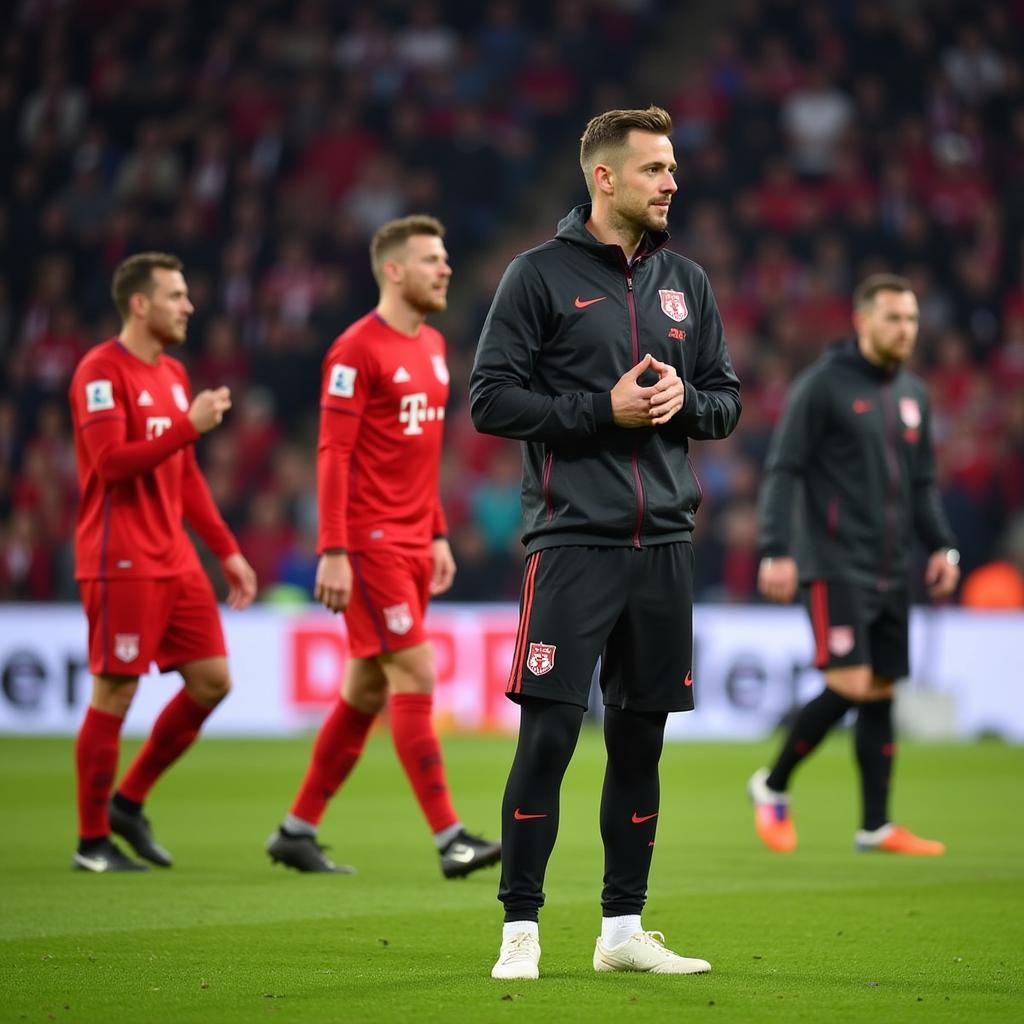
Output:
[
  {"xmin": 118, "ymin": 690, "xmax": 212, "ymax": 804},
  {"xmin": 76, "ymin": 692, "xmax": 213, "ymax": 839},
  {"xmin": 288, "ymin": 694, "xmax": 456, "ymax": 834},
  {"xmin": 389, "ymin": 692, "xmax": 458, "ymax": 833},
  {"xmin": 76, "ymin": 706, "xmax": 125, "ymax": 839},
  {"xmin": 290, "ymin": 697, "xmax": 376, "ymax": 825}
]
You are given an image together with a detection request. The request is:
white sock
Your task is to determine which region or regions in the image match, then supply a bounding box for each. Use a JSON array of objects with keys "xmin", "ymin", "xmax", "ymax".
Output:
[
  {"xmin": 503, "ymin": 921, "xmax": 539, "ymax": 941},
  {"xmin": 435, "ymin": 823, "xmax": 462, "ymax": 850},
  {"xmin": 282, "ymin": 814, "xmax": 316, "ymax": 837},
  {"xmin": 601, "ymin": 915, "xmax": 642, "ymax": 948},
  {"xmin": 856, "ymin": 822, "xmax": 894, "ymax": 843}
]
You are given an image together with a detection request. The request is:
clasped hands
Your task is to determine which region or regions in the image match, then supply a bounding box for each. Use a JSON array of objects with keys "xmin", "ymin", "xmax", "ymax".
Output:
[{"xmin": 610, "ymin": 353, "xmax": 685, "ymax": 428}]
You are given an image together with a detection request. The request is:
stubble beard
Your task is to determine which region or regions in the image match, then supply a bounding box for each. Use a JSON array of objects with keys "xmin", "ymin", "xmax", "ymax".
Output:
[
  {"xmin": 611, "ymin": 196, "xmax": 668, "ymax": 241},
  {"xmin": 153, "ymin": 319, "xmax": 188, "ymax": 347},
  {"xmin": 406, "ymin": 283, "xmax": 447, "ymax": 316},
  {"xmin": 868, "ymin": 332, "xmax": 913, "ymax": 369}
]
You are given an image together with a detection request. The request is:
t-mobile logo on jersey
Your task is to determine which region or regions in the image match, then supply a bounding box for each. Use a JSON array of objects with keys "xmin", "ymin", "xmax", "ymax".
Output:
[
  {"xmin": 398, "ymin": 392, "xmax": 445, "ymax": 435},
  {"xmin": 146, "ymin": 416, "xmax": 173, "ymax": 439}
]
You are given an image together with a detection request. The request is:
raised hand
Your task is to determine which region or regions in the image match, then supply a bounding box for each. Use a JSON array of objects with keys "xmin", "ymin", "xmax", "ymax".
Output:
[{"xmin": 188, "ymin": 386, "xmax": 232, "ymax": 433}]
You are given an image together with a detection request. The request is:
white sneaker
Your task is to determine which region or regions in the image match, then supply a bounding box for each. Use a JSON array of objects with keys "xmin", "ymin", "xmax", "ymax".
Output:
[
  {"xmin": 593, "ymin": 931, "xmax": 711, "ymax": 975},
  {"xmin": 491, "ymin": 932, "xmax": 541, "ymax": 980}
]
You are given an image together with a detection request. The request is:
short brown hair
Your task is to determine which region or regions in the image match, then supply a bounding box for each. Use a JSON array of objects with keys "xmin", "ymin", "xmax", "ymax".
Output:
[
  {"xmin": 853, "ymin": 273, "xmax": 914, "ymax": 311},
  {"xmin": 111, "ymin": 252, "xmax": 183, "ymax": 320},
  {"xmin": 579, "ymin": 106, "xmax": 673, "ymax": 197},
  {"xmin": 370, "ymin": 214, "xmax": 445, "ymax": 284}
]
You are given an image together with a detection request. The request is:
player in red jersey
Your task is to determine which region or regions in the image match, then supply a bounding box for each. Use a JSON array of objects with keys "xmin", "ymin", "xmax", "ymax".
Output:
[
  {"xmin": 69, "ymin": 252, "xmax": 257, "ymax": 872},
  {"xmin": 265, "ymin": 215, "xmax": 500, "ymax": 878}
]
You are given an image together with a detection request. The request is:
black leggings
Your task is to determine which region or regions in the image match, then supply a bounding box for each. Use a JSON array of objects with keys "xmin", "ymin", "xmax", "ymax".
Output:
[{"xmin": 498, "ymin": 697, "xmax": 667, "ymax": 921}]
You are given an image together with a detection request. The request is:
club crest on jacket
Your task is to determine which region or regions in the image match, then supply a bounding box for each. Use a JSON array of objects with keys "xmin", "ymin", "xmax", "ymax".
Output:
[{"xmin": 658, "ymin": 289, "xmax": 688, "ymax": 323}]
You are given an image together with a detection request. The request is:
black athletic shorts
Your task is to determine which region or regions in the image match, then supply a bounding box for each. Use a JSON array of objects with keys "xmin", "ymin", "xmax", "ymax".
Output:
[
  {"xmin": 802, "ymin": 579, "xmax": 910, "ymax": 680},
  {"xmin": 505, "ymin": 543, "xmax": 695, "ymax": 713}
]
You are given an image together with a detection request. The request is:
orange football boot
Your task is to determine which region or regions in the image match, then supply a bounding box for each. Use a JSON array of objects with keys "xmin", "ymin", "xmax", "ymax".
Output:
[
  {"xmin": 748, "ymin": 768, "xmax": 797, "ymax": 853},
  {"xmin": 855, "ymin": 824, "xmax": 945, "ymax": 856}
]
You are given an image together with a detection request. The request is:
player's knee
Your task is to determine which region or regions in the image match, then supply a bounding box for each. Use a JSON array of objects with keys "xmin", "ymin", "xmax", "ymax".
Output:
[
  {"xmin": 862, "ymin": 677, "xmax": 896, "ymax": 702},
  {"xmin": 351, "ymin": 689, "xmax": 387, "ymax": 715},
  {"xmin": 207, "ymin": 673, "xmax": 231, "ymax": 703},
  {"xmin": 397, "ymin": 668, "xmax": 435, "ymax": 694},
  {"xmin": 186, "ymin": 670, "xmax": 230, "ymax": 707},
  {"xmin": 519, "ymin": 699, "xmax": 585, "ymax": 762},
  {"xmin": 179, "ymin": 656, "xmax": 231, "ymax": 706},
  {"xmin": 92, "ymin": 676, "xmax": 138, "ymax": 716},
  {"xmin": 605, "ymin": 707, "xmax": 666, "ymax": 767},
  {"xmin": 100, "ymin": 690, "xmax": 136, "ymax": 717},
  {"xmin": 823, "ymin": 675, "xmax": 872, "ymax": 700},
  {"xmin": 826, "ymin": 668, "xmax": 874, "ymax": 702},
  {"xmin": 384, "ymin": 652, "xmax": 435, "ymax": 695}
]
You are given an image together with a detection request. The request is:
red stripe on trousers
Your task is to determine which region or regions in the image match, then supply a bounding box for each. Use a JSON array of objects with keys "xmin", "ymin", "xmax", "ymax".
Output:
[
  {"xmin": 508, "ymin": 552, "xmax": 541, "ymax": 694},
  {"xmin": 811, "ymin": 580, "xmax": 829, "ymax": 668}
]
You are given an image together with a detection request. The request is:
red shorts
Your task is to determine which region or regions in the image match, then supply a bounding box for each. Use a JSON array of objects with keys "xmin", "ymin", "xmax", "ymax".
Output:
[
  {"xmin": 81, "ymin": 570, "xmax": 226, "ymax": 676},
  {"xmin": 345, "ymin": 550, "xmax": 432, "ymax": 658}
]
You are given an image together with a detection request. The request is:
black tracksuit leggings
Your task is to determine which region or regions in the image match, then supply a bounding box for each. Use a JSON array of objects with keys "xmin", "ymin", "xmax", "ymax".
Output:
[{"xmin": 498, "ymin": 696, "xmax": 667, "ymax": 922}]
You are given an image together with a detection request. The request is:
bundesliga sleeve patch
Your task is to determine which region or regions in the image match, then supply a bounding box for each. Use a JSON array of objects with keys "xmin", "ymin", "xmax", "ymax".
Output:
[
  {"xmin": 327, "ymin": 363, "xmax": 357, "ymax": 399},
  {"xmin": 85, "ymin": 379, "xmax": 115, "ymax": 412}
]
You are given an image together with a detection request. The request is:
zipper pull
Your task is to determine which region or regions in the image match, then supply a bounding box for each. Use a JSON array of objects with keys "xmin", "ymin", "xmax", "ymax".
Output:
[{"xmin": 626, "ymin": 274, "xmax": 633, "ymax": 292}]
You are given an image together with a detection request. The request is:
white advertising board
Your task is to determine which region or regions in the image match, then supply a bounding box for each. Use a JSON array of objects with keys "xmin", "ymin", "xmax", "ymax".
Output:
[{"xmin": 0, "ymin": 604, "xmax": 1020, "ymax": 739}]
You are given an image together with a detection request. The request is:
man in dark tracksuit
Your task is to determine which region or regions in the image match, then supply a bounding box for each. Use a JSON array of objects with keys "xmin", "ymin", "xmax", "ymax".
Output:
[
  {"xmin": 471, "ymin": 107, "xmax": 740, "ymax": 980},
  {"xmin": 750, "ymin": 273, "xmax": 960, "ymax": 857}
]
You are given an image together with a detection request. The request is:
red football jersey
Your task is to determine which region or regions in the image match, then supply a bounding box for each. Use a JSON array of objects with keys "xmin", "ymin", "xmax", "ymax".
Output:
[
  {"xmin": 318, "ymin": 312, "xmax": 449, "ymax": 554},
  {"xmin": 69, "ymin": 339, "xmax": 238, "ymax": 579}
]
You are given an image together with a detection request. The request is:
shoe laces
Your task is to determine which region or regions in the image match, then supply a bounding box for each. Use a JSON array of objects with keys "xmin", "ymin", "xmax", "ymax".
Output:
[
  {"xmin": 637, "ymin": 931, "xmax": 668, "ymax": 950},
  {"xmin": 500, "ymin": 933, "xmax": 538, "ymax": 961}
]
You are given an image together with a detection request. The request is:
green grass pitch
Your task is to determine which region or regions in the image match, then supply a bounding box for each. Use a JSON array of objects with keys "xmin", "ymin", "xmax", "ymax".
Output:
[{"xmin": 1, "ymin": 731, "xmax": 1021, "ymax": 1023}]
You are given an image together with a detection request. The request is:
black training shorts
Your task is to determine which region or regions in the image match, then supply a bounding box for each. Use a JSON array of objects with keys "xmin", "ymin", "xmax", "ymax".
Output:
[
  {"xmin": 802, "ymin": 579, "xmax": 910, "ymax": 680},
  {"xmin": 505, "ymin": 543, "xmax": 696, "ymax": 713}
]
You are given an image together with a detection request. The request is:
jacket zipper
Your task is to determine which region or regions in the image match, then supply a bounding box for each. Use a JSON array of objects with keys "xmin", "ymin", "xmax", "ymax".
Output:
[
  {"xmin": 624, "ymin": 265, "xmax": 645, "ymax": 548},
  {"xmin": 879, "ymin": 383, "xmax": 899, "ymax": 590}
]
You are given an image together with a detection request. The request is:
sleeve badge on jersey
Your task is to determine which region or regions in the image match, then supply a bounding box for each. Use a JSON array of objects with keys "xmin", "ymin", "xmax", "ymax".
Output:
[
  {"xmin": 85, "ymin": 379, "xmax": 115, "ymax": 412},
  {"xmin": 658, "ymin": 289, "xmax": 689, "ymax": 323},
  {"xmin": 431, "ymin": 355, "xmax": 450, "ymax": 385},
  {"xmin": 328, "ymin": 363, "xmax": 357, "ymax": 398},
  {"xmin": 171, "ymin": 383, "xmax": 190, "ymax": 412}
]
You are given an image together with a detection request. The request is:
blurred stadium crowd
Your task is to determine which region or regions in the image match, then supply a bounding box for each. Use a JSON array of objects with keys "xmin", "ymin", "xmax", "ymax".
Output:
[{"xmin": 1, "ymin": 0, "xmax": 1023, "ymax": 606}]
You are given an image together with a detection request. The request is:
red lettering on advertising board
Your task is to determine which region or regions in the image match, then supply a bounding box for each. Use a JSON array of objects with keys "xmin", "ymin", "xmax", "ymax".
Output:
[
  {"xmin": 425, "ymin": 628, "xmax": 456, "ymax": 687},
  {"xmin": 288, "ymin": 613, "xmax": 521, "ymax": 727},
  {"xmin": 483, "ymin": 627, "xmax": 518, "ymax": 728},
  {"xmin": 291, "ymin": 624, "xmax": 348, "ymax": 707}
]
